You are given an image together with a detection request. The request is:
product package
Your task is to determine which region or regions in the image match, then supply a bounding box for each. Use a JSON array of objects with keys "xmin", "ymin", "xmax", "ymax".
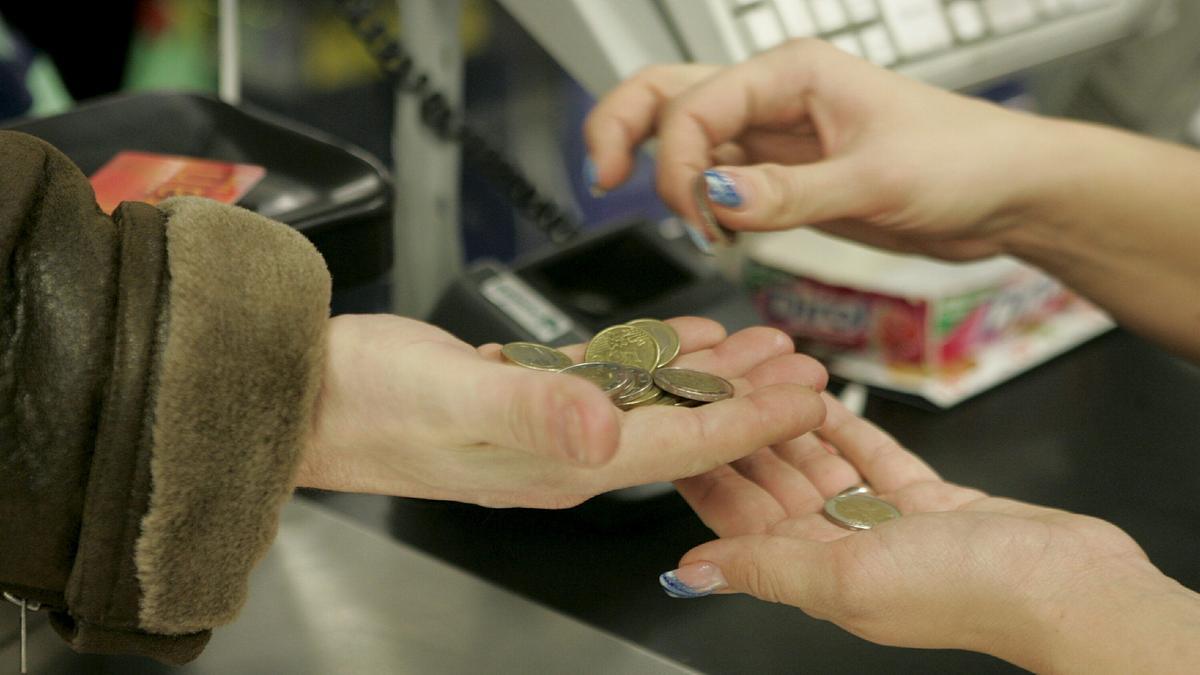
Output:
[{"xmin": 743, "ymin": 230, "xmax": 1113, "ymax": 407}]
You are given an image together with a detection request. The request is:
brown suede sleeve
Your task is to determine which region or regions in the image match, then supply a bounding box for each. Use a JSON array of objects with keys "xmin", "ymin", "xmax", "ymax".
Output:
[
  {"xmin": 0, "ymin": 131, "xmax": 331, "ymax": 663},
  {"xmin": 0, "ymin": 130, "xmax": 119, "ymax": 606}
]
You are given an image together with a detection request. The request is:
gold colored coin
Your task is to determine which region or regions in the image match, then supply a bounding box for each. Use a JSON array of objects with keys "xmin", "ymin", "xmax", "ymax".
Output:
[
  {"xmin": 585, "ymin": 325, "xmax": 660, "ymax": 371},
  {"xmin": 653, "ymin": 367, "xmax": 734, "ymax": 403},
  {"xmin": 626, "ymin": 319, "xmax": 680, "ymax": 369},
  {"xmin": 823, "ymin": 493, "xmax": 901, "ymax": 531},
  {"xmin": 500, "ymin": 342, "xmax": 573, "ymax": 371},
  {"xmin": 618, "ymin": 385, "xmax": 663, "ymax": 409},
  {"xmin": 560, "ymin": 362, "xmax": 630, "ymax": 397}
]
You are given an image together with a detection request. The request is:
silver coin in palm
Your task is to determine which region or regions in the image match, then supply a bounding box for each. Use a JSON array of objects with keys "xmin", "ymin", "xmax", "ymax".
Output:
[
  {"xmin": 500, "ymin": 342, "xmax": 573, "ymax": 372},
  {"xmin": 614, "ymin": 367, "xmax": 656, "ymax": 404},
  {"xmin": 653, "ymin": 367, "xmax": 734, "ymax": 403},
  {"xmin": 823, "ymin": 493, "xmax": 901, "ymax": 531}
]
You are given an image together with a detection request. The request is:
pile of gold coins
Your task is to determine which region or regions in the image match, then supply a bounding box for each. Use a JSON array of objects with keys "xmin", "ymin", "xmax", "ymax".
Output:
[{"xmin": 500, "ymin": 318, "xmax": 734, "ymax": 410}]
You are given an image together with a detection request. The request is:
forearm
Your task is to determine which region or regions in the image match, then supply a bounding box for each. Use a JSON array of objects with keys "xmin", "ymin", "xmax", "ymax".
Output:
[{"xmin": 1002, "ymin": 118, "xmax": 1200, "ymax": 361}]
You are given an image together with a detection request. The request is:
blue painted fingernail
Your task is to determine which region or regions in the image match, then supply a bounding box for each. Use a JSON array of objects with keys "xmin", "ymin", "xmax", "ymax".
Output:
[
  {"xmin": 659, "ymin": 563, "xmax": 728, "ymax": 598},
  {"xmin": 704, "ymin": 170, "xmax": 742, "ymax": 208},
  {"xmin": 583, "ymin": 157, "xmax": 606, "ymax": 198}
]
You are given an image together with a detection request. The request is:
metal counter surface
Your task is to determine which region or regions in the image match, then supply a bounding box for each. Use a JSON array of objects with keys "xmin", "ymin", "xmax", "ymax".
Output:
[{"xmin": 1, "ymin": 500, "xmax": 695, "ymax": 674}]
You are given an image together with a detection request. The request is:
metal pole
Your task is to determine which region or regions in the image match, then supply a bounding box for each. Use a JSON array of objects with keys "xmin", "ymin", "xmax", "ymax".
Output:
[
  {"xmin": 391, "ymin": 0, "xmax": 463, "ymax": 317},
  {"xmin": 218, "ymin": 0, "xmax": 241, "ymax": 104}
]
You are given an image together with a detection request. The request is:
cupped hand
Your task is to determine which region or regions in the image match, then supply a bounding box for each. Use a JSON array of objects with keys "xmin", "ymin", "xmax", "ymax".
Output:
[
  {"xmin": 585, "ymin": 40, "xmax": 1050, "ymax": 260},
  {"xmin": 296, "ymin": 314, "xmax": 827, "ymax": 508},
  {"xmin": 664, "ymin": 394, "xmax": 1157, "ymax": 662}
]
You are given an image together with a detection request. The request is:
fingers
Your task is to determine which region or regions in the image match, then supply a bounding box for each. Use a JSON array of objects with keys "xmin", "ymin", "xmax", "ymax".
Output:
[
  {"xmin": 461, "ymin": 362, "xmax": 621, "ymax": 466},
  {"xmin": 668, "ymin": 534, "xmax": 836, "ymax": 609},
  {"xmin": 817, "ymin": 394, "xmax": 941, "ymax": 493},
  {"xmin": 654, "ymin": 40, "xmax": 843, "ymax": 228},
  {"xmin": 773, "ymin": 432, "xmax": 863, "ymax": 498},
  {"xmin": 671, "ymin": 325, "xmax": 797, "ymax": 380},
  {"xmin": 584, "ymin": 63, "xmax": 720, "ymax": 192},
  {"xmin": 730, "ymin": 447, "xmax": 827, "ymax": 517},
  {"xmin": 665, "ymin": 316, "xmax": 729, "ymax": 353},
  {"xmin": 600, "ymin": 383, "xmax": 826, "ymax": 488},
  {"xmin": 674, "ymin": 463, "xmax": 787, "ymax": 537},
  {"xmin": 699, "ymin": 160, "xmax": 875, "ymax": 232}
]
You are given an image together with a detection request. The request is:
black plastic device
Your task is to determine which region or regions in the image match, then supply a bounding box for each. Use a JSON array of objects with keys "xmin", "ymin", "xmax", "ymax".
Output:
[
  {"xmin": 429, "ymin": 218, "xmax": 762, "ymax": 346},
  {"xmin": 5, "ymin": 91, "xmax": 393, "ymax": 312}
]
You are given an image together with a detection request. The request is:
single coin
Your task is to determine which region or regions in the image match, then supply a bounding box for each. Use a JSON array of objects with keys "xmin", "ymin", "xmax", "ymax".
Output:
[
  {"xmin": 561, "ymin": 362, "xmax": 630, "ymax": 398},
  {"xmin": 618, "ymin": 385, "xmax": 663, "ymax": 409},
  {"xmin": 823, "ymin": 493, "xmax": 901, "ymax": 531},
  {"xmin": 692, "ymin": 172, "xmax": 737, "ymax": 247},
  {"xmin": 653, "ymin": 367, "xmax": 734, "ymax": 403},
  {"xmin": 585, "ymin": 325, "xmax": 660, "ymax": 371},
  {"xmin": 614, "ymin": 367, "xmax": 655, "ymax": 404},
  {"xmin": 500, "ymin": 342, "xmax": 573, "ymax": 371},
  {"xmin": 626, "ymin": 318, "xmax": 680, "ymax": 369}
]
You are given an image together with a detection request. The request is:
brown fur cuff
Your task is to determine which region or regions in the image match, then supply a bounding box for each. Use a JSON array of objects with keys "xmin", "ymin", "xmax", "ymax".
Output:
[{"xmin": 134, "ymin": 197, "xmax": 330, "ymax": 634}]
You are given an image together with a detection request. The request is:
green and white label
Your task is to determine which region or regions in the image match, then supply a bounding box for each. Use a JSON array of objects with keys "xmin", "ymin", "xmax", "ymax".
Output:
[{"xmin": 481, "ymin": 271, "xmax": 575, "ymax": 343}]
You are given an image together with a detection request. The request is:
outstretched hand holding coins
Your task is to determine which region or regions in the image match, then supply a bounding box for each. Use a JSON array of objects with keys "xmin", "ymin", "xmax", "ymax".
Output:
[{"xmin": 295, "ymin": 313, "xmax": 826, "ymax": 508}]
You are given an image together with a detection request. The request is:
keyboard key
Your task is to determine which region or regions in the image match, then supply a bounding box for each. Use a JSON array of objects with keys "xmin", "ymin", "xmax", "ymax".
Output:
[
  {"xmin": 740, "ymin": 6, "xmax": 789, "ymax": 51},
  {"xmin": 878, "ymin": 0, "xmax": 953, "ymax": 57},
  {"xmin": 859, "ymin": 24, "xmax": 898, "ymax": 65},
  {"xmin": 829, "ymin": 33, "xmax": 864, "ymax": 57},
  {"xmin": 808, "ymin": 0, "xmax": 850, "ymax": 32},
  {"xmin": 948, "ymin": 0, "xmax": 988, "ymax": 41},
  {"xmin": 983, "ymin": 0, "xmax": 1038, "ymax": 33},
  {"xmin": 771, "ymin": 0, "xmax": 819, "ymax": 37},
  {"xmin": 843, "ymin": 0, "xmax": 880, "ymax": 23}
]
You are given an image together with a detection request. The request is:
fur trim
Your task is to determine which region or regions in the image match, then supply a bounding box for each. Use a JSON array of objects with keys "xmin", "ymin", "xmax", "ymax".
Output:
[{"xmin": 134, "ymin": 197, "xmax": 329, "ymax": 633}]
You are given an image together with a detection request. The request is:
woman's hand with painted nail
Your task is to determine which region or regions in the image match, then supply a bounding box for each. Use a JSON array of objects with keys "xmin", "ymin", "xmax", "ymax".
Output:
[
  {"xmin": 660, "ymin": 395, "xmax": 1186, "ymax": 672},
  {"xmin": 297, "ymin": 314, "xmax": 827, "ymax": 509},
  {"xmin": 585, "ymin": 40, "xmax": 1051, "ymax": 261}
]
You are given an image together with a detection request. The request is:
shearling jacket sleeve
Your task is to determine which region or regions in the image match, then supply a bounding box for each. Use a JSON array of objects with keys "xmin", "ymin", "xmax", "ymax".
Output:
[{"xmin": 0, "ymin": 130, "xmax": 331, "ymax": 663}]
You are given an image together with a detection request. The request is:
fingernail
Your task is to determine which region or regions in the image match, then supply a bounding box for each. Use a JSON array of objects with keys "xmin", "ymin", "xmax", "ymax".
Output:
[
  {"xmin": 704, "ymin": 169, "xmax": 743, "ymax": 208},
  {"xmin": 659, "ymin": 562, "xmax": 728, "ymax": 598},
  {"xmin": 583, "ymin": 157, "xmax": 606, "ymax": 198},
  {"xmin": 560, "ymin": 403, "xmax": 590, "ymax": 464}
]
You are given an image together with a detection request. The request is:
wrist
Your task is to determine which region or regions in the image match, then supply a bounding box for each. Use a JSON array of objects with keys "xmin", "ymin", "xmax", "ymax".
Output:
[
  {"xmin": 296, "ymin": 316, "xmax": 349, "ymax": 490},
  {"xmin": 998, "ymin": 560, "xmax": 1194, "ymax": 673},
  {"xmin": 987, "ymin": 115, "xmax": 1088, "ymax": 260}
]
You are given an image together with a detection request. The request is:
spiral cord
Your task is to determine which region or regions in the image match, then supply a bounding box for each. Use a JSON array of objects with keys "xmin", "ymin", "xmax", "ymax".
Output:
[{"xmin": 337, "ymin": 0, "xmax": 583, "ymax": 243}]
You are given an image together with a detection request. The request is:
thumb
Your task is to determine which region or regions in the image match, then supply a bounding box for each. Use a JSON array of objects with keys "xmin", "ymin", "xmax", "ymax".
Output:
[
  {"xmin": 699, "ymin": 161, "xmax": 870, "ymax": 231},
  {"xmin": 659, "ymin": 535, "xmax": 834, "ymax": 609},
  {"xmin": 466, "ymin": 364, "xmax": 620, "ymax": 466}
]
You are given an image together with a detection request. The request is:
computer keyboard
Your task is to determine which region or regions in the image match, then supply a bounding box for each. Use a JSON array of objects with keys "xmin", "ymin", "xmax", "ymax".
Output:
[
  {"xmin": 665, "ymin": 0, "xmax": 1123, "ymax": 69},
  {"xmin": 498, "ymin": 0, "xmax": 1158, "ymax": 94}
]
